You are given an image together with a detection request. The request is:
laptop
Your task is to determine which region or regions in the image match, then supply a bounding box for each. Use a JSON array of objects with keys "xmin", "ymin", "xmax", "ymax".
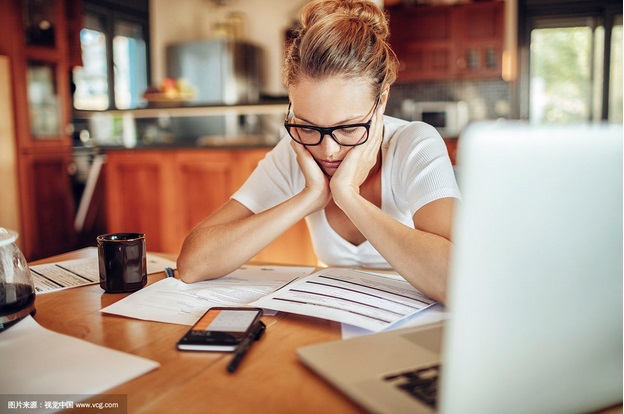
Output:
[{"xmin": 297, "ymin": 121, "xmax": 623, "ymax": 414}]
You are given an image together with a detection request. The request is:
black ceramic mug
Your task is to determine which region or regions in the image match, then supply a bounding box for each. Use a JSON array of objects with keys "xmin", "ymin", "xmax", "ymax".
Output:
[{"xmin": 97, "ymin": 233, "xmax": 147, "ymax": 293}]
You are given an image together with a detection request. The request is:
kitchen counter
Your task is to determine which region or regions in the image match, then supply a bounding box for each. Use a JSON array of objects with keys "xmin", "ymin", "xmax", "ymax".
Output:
[
  {"xmin": 75, "ymin": 135, "xmax": 457, "ymax": 167},
  {"xmin": 77, "ymin": 138, "xmax": 278, "ymax": 152},
  {"xmin": 73, "ymin": 100, "xmax": 288, "ymax": 152}
]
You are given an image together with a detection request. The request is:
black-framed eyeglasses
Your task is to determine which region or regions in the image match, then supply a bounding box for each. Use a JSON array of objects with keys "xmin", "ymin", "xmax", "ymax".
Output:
[{"xmin": 284, "ymin": 99, "xmax": 379, "ymax": 147}]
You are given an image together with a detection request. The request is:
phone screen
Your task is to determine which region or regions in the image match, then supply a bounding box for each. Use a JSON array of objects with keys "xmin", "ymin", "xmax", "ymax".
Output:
[
  {"xmin": 178, "ymin": 307, "xmax": 263, "ymax": 351},
  {"xmin": 191, "ymin": 308, "xmax": 260, "ymax": 334}
]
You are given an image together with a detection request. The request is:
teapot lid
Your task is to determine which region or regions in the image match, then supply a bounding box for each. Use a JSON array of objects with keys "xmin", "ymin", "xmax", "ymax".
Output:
[{"xmin": 0, "ymin": 228, "xmax": 18, "ymax": 247}]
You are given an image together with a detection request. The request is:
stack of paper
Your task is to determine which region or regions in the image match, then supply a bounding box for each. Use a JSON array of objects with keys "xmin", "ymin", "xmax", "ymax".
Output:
[
  {"xmin": 0, "ymin": 316, "xmax": 159, "ymax": 412},
  {"xmin": 100, "ymin": 265, "xmax": 314, "ymax": 325},
  {"xmin": 101, "ymin": 266, "xmax": 440, "ymax": 334},
  {"xmin": 250, "ymin": 268, "xmax": 437, "ymax": 332}
]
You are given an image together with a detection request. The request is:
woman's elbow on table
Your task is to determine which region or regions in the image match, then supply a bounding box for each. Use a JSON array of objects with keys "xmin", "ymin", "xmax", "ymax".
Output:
[
  {"xmin": 176, "ymin": 253, "xmax": 216, "ymax": 284},
  {"xmin": 176, "ymin": 248, "xmax": 240, "ymax": 284},
  {"xmin": 176, "ymin": 256, "xmax": 201, "ymax": 283}
]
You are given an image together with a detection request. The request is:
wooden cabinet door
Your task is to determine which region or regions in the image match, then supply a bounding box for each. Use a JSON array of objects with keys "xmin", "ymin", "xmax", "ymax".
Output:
[
  {"xmin": 389, "ymin": 1, "xmax": 504, "ymax": 82},
  {"xmin": 19, "ymin": 151, "xmax": 75, "ymax": 260},
  {"xmin": 231, "ymin": 149, "xmax": 269, "ymax": 190},
  {"xmin": 390, "ymin": 5, "xmax": 455, "ymax": 82},
  {"xmin": 453, "ymin": 1, "xmax": 505, "ymax": 79},
  {"xmin": 105, "ymin": 151, "xmax": 167, "ymax": 252},
  {"xmin": 105, "ymin": 150, "xmax": 249, "ymax": 254},
  {"xmin": 1, "ymin": 0, "xmax": 73, "ymax": 151},
  {"xmin": 172, "ymin": 150, "xmax": 238, "ymax": 251},
  {"xmin": 105, "ymin": 149, "xmax": 271, "ymax": 254}
]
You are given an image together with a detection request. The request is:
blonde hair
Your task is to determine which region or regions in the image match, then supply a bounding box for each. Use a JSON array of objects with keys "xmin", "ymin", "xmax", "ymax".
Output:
[{"xmin": 283, "ymin": 0, "xmax": 398, "ymax": 100}]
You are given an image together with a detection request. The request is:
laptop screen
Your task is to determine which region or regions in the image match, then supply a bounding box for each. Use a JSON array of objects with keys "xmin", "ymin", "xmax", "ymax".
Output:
[{"xmin": 440, "ymin": 121, "xmax": 623, "ymax": 413}]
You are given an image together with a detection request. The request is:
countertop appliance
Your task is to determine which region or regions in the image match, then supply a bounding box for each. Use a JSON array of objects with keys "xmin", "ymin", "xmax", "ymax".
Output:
[
  {"xmin": 166, "ymin": 39, "xmax": 264, "ymax": 143},
  {"xmin": 400, "ymin": 100, "xmax": 469, "ymax": 138},
  {"xmin": 166, "ymin": 39, "xmax": 262, "ymax": 105}
]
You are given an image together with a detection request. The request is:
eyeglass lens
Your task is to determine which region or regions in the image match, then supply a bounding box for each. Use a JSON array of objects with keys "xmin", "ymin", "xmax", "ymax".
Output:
[{"xmin": 289, "ymin": 125, "xmax": 368, "ymax": 146}]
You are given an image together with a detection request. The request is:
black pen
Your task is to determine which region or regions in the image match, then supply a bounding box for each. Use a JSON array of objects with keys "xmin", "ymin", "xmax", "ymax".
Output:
[{"xmin": 227, "ymin": 321, "xmax": 266, "ymax": 373}]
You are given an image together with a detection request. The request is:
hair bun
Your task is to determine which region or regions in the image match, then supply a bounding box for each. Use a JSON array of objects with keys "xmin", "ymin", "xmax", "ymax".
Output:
[
  {"xmin": 283, "ymin": 0, "xmax": 398, "ymax": 94},
  {"xmin": 301, "ymin": 0, "xmax": 390, "ymax": 41}
]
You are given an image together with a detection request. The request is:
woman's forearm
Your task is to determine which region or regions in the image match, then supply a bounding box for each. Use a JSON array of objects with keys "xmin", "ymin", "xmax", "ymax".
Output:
[
  {"xmin": 334, "ymin": 190, "xmax": 452, "ymax": 303},
  {"xmin": 177, "ymin": 190, "xmax": 320, "ymax": 283}
]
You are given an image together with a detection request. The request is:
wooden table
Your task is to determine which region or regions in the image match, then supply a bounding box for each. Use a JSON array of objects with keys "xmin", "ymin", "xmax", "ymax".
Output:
[
  {"xmin": 28, "ymin": 249, "xmax": 623, "ymax": 414},
  {"xmin": 30, "ymin": 249, "xmax": 362, "ymax": 414}
]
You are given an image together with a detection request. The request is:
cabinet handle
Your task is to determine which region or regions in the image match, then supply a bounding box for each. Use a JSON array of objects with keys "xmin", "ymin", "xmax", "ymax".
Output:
[
  {"xmin": 65, "ymin": 123, "xmax": 75, "ymax": 136},
  {"xmin": 67, "ymin": 162, "xmax": 77, "ymax": 176}
]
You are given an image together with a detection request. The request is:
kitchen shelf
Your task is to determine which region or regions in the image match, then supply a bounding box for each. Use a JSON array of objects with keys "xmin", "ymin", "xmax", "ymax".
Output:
[{"xmin": 73, "ymin": 101, "xmax": 289, "ymax": 120}]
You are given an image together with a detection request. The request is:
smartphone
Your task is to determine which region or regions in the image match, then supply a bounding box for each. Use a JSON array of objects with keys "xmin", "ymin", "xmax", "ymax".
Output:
[{"xmin": 177, "ymin": 307, "xmax": 263, "ymax": 351}]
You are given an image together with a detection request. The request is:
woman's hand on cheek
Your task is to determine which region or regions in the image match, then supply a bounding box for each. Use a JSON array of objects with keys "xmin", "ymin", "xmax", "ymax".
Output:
[
  {"xmin": 330, "ymin": 111, "xmax": 384, "ymax": 205},
  {"xmin": 291, "ymin": 140, "xmax": 332, "ymax": 211}
]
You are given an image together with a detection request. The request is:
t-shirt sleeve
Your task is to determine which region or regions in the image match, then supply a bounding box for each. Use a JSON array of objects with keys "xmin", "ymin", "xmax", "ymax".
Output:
[
  {"xmin": 390, "ymin": 122, "xmax": 461, "ymax": 216},
  {"xmin": 231, "ymin": 135, "xmax": 305, "ymax": 214}
]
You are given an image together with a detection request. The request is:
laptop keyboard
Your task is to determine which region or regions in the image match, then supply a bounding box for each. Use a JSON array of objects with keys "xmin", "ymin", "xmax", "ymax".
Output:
[{"xmin": 383, "ymin": 364, "xmax": 440, "ymax": 409}]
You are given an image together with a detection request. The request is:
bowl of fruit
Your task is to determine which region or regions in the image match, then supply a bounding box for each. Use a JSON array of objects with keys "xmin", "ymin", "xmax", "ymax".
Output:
[{"xmin": 142, "ymin": 77, "xmax": 196, "ymax": 107}]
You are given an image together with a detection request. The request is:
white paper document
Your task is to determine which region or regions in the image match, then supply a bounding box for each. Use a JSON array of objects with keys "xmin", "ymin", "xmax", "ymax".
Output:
[
  {"xmin": 30, "ymin": 251, "xmax": 177, "ymax": 294},
  {"xmin": 250, "ymin": 268, "xmax": 437, "ymax": 332},
  {"xmin": 101, "ymin": 265, "xmax": 314, "ymax": 325},
  {"xmin": 0, "ymin": 316, "xmax": 159, "ymax": 412},
  {"xmin": 341, "ymin": 303, "xmax": 449, "ymax": 338}
]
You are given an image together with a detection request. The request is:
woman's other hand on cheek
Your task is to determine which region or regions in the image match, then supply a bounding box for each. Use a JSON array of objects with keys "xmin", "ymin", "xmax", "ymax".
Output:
[
  {"xmin": 330, "ymin": 112, "xmax": 384, "ymax": 206},
  {"xmin": 291, "ymin": 140, "xmax": 332, "ymax": 212}
]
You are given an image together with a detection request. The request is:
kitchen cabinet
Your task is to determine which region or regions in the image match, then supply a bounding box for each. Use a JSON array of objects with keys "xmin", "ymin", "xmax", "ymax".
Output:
[
  {"xmin": 389, "ymin": 1, "xmax": 505, "ymax": 82},
  {"xmin": 0, "ymin": 0, "xmax": 82, "ymax": 260},
  {"xmin": 453, "ymin": 1, "xmax": 505, "ymax": 78},
  {"xmin": 105, "ymin": 148, "xmax": 318, "ymax": 266},
  {"xmin": 0, "ymin": 57, "xmax": 22, "ymax": 243},
  {"xmin": 389, "ymin": 6, "xmax": 455, "ymax": 81}
]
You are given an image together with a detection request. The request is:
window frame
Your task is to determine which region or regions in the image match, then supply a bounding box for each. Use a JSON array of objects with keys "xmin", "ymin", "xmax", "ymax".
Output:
[
  {"xmin": 517, "ymin": 0, "xmax": 622, "ymax": 121},
  {"xmin": 78, "ymin": 0, "xmax": 151, "ymax": 110}
]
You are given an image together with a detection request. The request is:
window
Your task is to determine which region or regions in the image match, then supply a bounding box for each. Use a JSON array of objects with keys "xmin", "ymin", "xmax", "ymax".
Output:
[
  {"xmin": 609, "ymin": 16, "xmax": 622, "ymax": 122},
  {"xmin": 113, "ymin": 20, "xmax": 148, "ymax": 109},
  {"xmin": 519, "ymin": 1, "xmax": 622, "ymax": 123},
  {"xmin": 72, "ymin": 1, "xmax": 149, "ymax": 110},
  {"xmin": 73, "ymin": 15, "xmax": 109, "ymax": 110},
  {"xmin": 529, "ymin": 18, "xmax": 603, "ymax": 123}
]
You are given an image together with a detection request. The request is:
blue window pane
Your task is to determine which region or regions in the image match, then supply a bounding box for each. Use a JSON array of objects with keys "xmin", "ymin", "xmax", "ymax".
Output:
[
  {"xmin": 114, "ymin": 21, "xmax": 148, "ymax": 109},
  {"xmin": 73, "ymin": 28, "xmax": 109, "ymax": 110}
]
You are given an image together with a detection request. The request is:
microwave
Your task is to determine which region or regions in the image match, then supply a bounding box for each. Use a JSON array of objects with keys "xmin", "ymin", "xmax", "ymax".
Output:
[{"xmin": 400, "ymin": 100, "xmax": 469, "ymax": 138}]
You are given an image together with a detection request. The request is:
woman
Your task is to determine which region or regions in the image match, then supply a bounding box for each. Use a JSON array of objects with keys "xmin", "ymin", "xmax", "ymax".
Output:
[{"xmin": 177, "ymin": 0, "xmax": 460, "ymax": 303}]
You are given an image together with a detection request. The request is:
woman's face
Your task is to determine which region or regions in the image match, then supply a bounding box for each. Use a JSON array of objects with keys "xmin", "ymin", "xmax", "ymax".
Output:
[{"xmin": 288, "ymin": 77, "xmax": 382, "ymax": 176}]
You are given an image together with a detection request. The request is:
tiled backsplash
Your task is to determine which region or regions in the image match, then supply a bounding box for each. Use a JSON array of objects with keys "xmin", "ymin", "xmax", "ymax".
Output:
[{"xmin": 387, "ymin": 79, "xmax": 512, "ymax": 122}]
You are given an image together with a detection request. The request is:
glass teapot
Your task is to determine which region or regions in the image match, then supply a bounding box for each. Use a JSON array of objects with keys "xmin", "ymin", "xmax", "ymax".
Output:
[{"xmin": 0, "ymin": 228, "xmax": 36, "ymax": 332}]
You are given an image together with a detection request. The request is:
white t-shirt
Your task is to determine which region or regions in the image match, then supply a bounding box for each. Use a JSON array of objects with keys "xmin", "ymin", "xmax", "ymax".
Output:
[{"xmin": 232, "ymin": 116, "xmax": 461, "ymax": 268}]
